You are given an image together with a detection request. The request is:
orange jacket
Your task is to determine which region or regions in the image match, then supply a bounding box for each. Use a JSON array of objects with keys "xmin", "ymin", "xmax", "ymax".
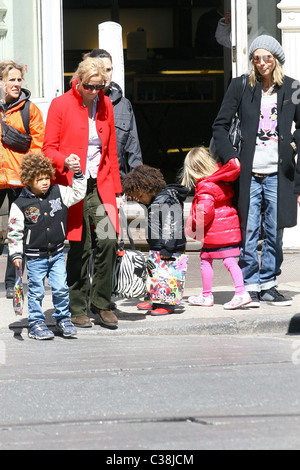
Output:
[{"xmin": 0, "ymin": 89, "xmax": 45, "ymax": 189}]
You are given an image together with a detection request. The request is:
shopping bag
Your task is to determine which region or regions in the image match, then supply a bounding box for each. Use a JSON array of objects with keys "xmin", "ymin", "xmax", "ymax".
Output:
[
  {"xmin": 13, "ymin": 266, "xmax": 24, "ymax": 316},
  {"xmin": 147, "ymin": 251, "xmax": 188, "ymax": 306},
  {"xmin": 112, "ymin": 207, "xmax": 147, "ymax": 298}
]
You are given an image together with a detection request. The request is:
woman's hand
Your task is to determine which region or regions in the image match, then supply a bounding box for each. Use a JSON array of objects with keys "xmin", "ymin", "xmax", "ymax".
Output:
[
  {"xmin": 65, "ymin": 154, "xmax": 81, "ymax": 173},
  {"xmin": 297, "ymin": 195, "xmax": 300, "ymax": 206}
]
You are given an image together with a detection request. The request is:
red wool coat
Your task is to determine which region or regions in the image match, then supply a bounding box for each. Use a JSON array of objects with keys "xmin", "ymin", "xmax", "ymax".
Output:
[
  {"xmin": 43, "ymin": 81, "xmax": 122, "ymax": 241},
  {"xmin": 185, "ymin": 159, "xmax": 241, "ymax": 248}
]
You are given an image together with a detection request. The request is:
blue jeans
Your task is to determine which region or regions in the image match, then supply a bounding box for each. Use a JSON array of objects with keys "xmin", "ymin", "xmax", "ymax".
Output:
[
  {"xmin": 239, "ymin": 174, "xmax": 283, "ymax": 292},
  {"xmin": 27, "ymin": 252, "xmax": 70, "ymax": 327}
]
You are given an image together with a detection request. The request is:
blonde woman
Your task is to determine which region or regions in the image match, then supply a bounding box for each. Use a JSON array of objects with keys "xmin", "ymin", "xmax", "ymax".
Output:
[
  {"xmin": 213, "ymin": 35, "xmax": 300, "ymax": 308},
  {"xmin": 43, "ymin": 57, "xmax": 122, "ymax": 329},
  {"xmin": 183, "ymin": 147, "xmax": 251, "ymax": 310}
]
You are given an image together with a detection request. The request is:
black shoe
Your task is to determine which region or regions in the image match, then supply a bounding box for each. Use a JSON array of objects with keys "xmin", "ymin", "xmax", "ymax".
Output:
[
  {"xmin": 247, "ymin": 291, "xmax": 260, "ymax": 308},
  {"xmin": 6, "ymin": 287, "xmax": 14, "ymax": 299},
  {"xmin": 260, "ymin": 287, "xmax": 292, "ymax": 306}
]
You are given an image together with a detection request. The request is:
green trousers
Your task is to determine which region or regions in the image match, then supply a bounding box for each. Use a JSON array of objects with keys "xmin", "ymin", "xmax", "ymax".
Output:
[{"xmin": 67, "ymin": 179, "xmax": 118, "ymax": 317}]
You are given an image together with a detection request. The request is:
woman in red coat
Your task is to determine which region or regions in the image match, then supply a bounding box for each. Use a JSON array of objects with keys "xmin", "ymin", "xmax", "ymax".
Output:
[
  {"xmin": 43, "ymin": 57, "xmax": 122, "ymax": 329},
  {"xmin": 183, "ymin": 147, "xmax": 251, "ymax": 310}
]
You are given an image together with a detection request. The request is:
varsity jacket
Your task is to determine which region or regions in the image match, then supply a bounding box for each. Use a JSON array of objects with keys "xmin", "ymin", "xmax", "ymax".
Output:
[{"xmin": 8, "ymin": 173, "xmax": 86, "ymax": 260}]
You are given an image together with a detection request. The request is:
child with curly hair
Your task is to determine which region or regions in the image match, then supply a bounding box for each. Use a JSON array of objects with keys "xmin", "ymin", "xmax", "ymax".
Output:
[
  {"xmin": 122, "ymin": 165, "xmax": 189, "ymax": 315},
  {"xmin": 8, "ymin": 152, "xmax": 86, "ymax": 340},
  {"xmin": 182, "ymin": 147, "xmax": 251, "ymax": 310}
]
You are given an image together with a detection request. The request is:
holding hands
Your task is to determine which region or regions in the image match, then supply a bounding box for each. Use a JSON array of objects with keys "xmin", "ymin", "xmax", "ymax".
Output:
[{"xmin": 65, "ymin": 154, "xmax": 81, "ymax": 173}]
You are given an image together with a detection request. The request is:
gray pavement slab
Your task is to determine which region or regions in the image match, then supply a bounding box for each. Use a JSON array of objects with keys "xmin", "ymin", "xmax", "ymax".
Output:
[{"xmin": 1, "ymin": 251, "xmax": 300, "ymax": 337}]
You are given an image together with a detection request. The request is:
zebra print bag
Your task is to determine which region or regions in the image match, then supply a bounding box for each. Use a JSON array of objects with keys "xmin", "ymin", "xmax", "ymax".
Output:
[{"xmin": 112, "ymin": 208, "xmax": 147, "ymax": 298}]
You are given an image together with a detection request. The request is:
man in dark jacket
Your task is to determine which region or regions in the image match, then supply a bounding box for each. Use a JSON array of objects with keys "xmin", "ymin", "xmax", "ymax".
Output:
[{"xmin": 87, "ymin": 49, "xmax": 143, "ymax": 179}]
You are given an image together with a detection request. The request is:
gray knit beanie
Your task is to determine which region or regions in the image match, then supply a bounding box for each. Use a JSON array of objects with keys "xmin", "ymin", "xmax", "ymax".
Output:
[{"xmin": 249, "ymin": 35, "xmax": 285, "ymax": 65}]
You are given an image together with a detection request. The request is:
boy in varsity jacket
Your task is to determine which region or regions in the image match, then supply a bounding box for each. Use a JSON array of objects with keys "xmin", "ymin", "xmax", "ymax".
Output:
[{"xmin": 8, "ymin": 152, "xmax": 86, "ymax": 340}]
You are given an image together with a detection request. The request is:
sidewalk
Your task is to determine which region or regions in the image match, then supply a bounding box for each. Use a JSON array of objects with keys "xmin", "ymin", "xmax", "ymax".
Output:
[{"xmin": 1, "ymin": 250, "xmax": 300, "ymax": 337}]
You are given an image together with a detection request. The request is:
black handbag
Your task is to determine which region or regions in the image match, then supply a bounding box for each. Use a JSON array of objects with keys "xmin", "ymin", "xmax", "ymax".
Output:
[
  {"xmin": 228, "ymin": 74, "xmax": 247, "ymax": 154},
  {"xmin": 0, "ymin": 102, "xmax": 32, "ymax": 153}
]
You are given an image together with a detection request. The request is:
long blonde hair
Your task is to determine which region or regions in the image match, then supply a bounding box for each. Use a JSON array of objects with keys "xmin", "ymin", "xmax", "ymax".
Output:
[
  {"xmin": 249, "ymin": 57, "xmax": 284, "ymax": 87},
  {"xmin": 181, "ymin": 147, "xmax": 217, "ymax": 190}
]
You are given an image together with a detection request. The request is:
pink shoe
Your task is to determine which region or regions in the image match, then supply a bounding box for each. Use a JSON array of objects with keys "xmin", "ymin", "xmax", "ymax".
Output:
[
  {"xmin": 188, "ymin": 293, "xmax": 214, "ymax": 307},
  {"xmin": 223, "ymin": 292, "xmax": 252, "ymax": 310}
]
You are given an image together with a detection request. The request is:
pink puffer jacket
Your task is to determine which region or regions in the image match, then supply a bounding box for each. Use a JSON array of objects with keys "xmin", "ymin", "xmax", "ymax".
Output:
[{"xmin": 185, "ymin": 159, "xmax": 241, "ymax": 248}]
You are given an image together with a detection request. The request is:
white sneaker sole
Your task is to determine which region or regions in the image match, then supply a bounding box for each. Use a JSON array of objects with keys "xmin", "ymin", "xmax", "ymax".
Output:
[
  {"xmin": 261, "ymin": 299, "xmax": 292, "ymax": 307},
  {"xmin": 188, "ymin": 298, "xmax": 214, "ymax": 307},
  {"xmin": 223, "ymin": 299, "xmax": 252, "ymax": 310}
]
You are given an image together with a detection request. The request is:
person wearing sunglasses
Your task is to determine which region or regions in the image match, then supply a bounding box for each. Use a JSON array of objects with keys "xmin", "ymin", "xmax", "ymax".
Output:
[
  {"xmin": 85, "ymin": 48, "xmax": 143, "ymax": 180},
  {"xmin": 213, "ymin": 35, "xmax": 300, "ymax": 308},
  {"xmin": 43, "ymin": 57, "xmax": 123, "ymax": 329}
]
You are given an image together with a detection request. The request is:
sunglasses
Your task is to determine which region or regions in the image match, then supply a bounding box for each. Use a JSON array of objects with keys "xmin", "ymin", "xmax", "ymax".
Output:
[
  {"xmin": 253, "ymin": 55, "xmax": 274, "ymax": 64},
  {"xmin": 82, "ymin": 83, "xmax": 105, "ymax": 91}
]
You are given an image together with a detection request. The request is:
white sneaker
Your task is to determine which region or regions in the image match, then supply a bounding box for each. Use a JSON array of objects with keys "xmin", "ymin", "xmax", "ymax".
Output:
[
  {"xmin": 188, "ymin": 293, "xmax": 214, "ymax": 307},
  {"xmin": 223, "ymin": 292, "xmax": 252, "ymax": 310}
]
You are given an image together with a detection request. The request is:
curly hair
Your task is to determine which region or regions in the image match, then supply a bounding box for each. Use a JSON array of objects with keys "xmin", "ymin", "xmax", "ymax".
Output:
[
  {"xmin": 20, "ymin": 152, "xmax": 56, "ymax": 185},
  {"xmin": 122, "ymin": 165, "xmax": 166, "ymax": 197}
]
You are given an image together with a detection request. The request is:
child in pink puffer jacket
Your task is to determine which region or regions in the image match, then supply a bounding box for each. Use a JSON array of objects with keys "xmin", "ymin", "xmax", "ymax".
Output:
[{"xmin": 182, "ymin": 146, "xmax": 251, "ymax": 310}]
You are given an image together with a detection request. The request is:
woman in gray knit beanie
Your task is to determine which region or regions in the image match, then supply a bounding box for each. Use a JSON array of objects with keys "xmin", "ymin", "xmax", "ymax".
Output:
[
  {"xmin": 249, "ymin": 35, "xmax": 285, "ymax": 65},
  {"xmin": 248, "ymin": 34, "xmax": 285, "ymax": 89},
  {"xmin": 213, "ymin": 34, "xmax": 300, "ymax": 308}
]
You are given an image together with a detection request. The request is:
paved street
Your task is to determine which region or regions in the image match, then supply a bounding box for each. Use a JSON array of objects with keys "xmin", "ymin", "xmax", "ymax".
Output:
[
  {"xmin": 1, "ymin": 250, "xmax": 300, "ymax": 450},
  {"xmin": 1, "ymin": 333, "xmax": 300, "ymax": 450}
]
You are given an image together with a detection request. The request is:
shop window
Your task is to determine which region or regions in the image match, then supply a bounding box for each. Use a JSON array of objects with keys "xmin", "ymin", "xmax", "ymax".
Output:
[{"xmin": 0, "ymin": 0, "xmax": 43, "ymax": 99}]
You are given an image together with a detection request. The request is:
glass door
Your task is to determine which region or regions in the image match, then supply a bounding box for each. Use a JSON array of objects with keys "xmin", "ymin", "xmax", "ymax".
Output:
[
  {"xmin": 230, "ymin": 0, "xmax": 281, "ymax": 78},
  {"xmin": 0, "ymin": 0, "xmax": 63, "ymax": 119}
]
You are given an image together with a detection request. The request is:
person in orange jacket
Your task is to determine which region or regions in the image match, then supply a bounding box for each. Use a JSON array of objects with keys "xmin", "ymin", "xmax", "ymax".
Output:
[{"xmin": 0, "ymin": 60, "xmax": 45, "ymax": 298}]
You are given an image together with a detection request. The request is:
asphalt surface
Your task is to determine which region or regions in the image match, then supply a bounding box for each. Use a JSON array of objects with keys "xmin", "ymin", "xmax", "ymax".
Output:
[{"xmin": 1, "ymin": 248, "xmax": 300, "ymax": 338}]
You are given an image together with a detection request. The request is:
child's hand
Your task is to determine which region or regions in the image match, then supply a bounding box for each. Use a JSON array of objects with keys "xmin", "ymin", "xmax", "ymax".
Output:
[
  {"xmin": 116, "ymin": 195, "xmax": 125, "ymax": 209},
  {"xmin": 13, "ymin": 258, "xmax": 22, "ymax": 269}
]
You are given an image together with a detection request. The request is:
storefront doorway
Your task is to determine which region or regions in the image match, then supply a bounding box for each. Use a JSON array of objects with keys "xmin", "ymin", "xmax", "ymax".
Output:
[{"xmin": 230, "ymin": 0, "xmax": 281, "ymax": 77}]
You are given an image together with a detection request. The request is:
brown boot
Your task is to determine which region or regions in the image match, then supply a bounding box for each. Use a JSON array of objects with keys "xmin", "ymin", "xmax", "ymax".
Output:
[
  {"xmin": 71, "ymin": 315, "xmax": 92, "ymax": 328},
  {"xmin": 91, "ymin": 304, "xmax": 118, "ymax": 330}
]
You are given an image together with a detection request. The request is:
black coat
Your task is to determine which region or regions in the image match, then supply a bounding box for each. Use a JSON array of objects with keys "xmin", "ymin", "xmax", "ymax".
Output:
[
  {"xmin": 212, "ymin": 74, "xmax": 300, "ymax": 230},
  {"xmin": 106, "ymin": 82, "xmax": 142, "ymax": 179},
  {"xmin": 146, "ymin": 184, "xmax": 188, "ymax": 257}
]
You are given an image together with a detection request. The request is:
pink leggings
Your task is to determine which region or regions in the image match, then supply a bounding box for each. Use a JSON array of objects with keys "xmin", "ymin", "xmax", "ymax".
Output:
[{"xmin": 201, "ymin": 257, "xmax": 245, "ymax": 296}]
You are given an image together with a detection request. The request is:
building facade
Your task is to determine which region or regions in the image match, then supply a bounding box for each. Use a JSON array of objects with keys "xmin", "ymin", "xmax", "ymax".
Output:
[{"xmin": 0, "ymin": 0, "xmax": 300, "ymax": 246}]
